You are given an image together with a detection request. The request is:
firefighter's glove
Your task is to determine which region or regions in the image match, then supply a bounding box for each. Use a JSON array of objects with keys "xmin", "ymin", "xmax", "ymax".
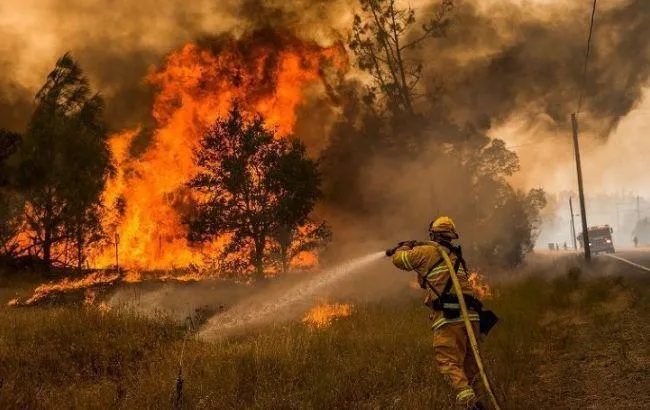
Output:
[{"xmin": 399, "ymin": 240, "xmax": 418, "ymax": 249}]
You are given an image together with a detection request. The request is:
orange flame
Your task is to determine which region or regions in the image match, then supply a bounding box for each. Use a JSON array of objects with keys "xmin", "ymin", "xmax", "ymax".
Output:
[
  {"xmin": 468, "ymin": 271, "xmax": 493, "ymax": 300},
  {"xmin": 121, "ymin": 270, "xmax": 143, "ymax": 283},
  {"xmin": 302, "ymin": 301, "xmax": 352, "ymax": 328},
  {"xmin": 23, "ymin": 271, "xmax": 120, "ymax": 305},
  {"xmin": 10, "ymin": 268, "xmax": 225, "ymax": 306},
  {"xmin": 95, "ymin": 30, "xmax": 346, "ymax": 272}
]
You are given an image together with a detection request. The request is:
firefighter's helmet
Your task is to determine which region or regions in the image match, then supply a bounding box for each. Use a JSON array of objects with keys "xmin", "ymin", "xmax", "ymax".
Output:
[{"xmin": 429, "ymin": 216, "xmax": 459, "ymax": 240}]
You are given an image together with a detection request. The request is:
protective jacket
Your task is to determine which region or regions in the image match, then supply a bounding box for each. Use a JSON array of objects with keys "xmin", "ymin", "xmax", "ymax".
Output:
[{"xmin": 392, "ymin": 241, "xmax": 480, "ymax": 330}]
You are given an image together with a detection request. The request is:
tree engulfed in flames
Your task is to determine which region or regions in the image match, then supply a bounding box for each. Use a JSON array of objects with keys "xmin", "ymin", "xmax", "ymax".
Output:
[
  {"xmin": 95, "ymin": 29, "xmax": 346, "ymax": 271},
  {"xmin": 302, "ymin": 301, "xmax": 353, "ymax": 328}
]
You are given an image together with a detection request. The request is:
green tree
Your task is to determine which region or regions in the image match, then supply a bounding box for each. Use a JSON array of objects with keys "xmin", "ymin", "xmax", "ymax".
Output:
[
  {"xmin": 186, "ymin": 107, "xmax": 327, "ymax": 279},
  {"xmin": 18, "ymin": 54, "xmax": 112, "ymax": 270}
]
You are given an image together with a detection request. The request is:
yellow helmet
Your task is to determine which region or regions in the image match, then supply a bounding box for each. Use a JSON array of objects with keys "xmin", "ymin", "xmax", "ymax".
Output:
[{"xmin": 429, "ymin": 216, "xmax": 459, "ymax": 240}]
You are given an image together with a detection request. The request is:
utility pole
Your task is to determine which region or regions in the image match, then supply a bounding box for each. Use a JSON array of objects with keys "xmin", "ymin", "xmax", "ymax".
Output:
[
  {"xmin": 569, "ymin": 197, "xmax": 577, "ymax": 250},
  {"xmin": 572, "ymin": 114, "xmax": 590, "ymax": 261}
]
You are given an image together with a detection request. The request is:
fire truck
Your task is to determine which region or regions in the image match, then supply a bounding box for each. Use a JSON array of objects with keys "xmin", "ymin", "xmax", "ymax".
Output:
[{"xmin": 578, "ymin": 225, "xmax": 615, "ymax": 254}]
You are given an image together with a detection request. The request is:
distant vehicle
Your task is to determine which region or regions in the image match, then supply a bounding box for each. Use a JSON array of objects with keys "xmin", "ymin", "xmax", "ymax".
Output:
[{"xmin": 578, "ymin": 225, "xmax": 615, "ymax": 254}]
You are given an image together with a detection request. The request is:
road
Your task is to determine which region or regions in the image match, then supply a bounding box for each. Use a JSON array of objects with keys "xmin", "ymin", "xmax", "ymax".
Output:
[{"xmin": 600, "ymin": 247, "xmax": 650, "ymax": 272}]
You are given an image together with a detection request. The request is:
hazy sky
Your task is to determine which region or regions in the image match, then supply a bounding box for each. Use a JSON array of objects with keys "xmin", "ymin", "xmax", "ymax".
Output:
[{"xmin": 491, "ymin": 88, "xmax": 650, "ymax": 198}]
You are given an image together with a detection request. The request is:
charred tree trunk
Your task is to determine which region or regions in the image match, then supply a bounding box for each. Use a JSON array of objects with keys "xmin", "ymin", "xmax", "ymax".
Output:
[
  {"xmin": 253, "ymin": 236, "xmax": 265, "ymax": 280},
  {"xmin": 277, "ymin": 225, "xmax": 291, "ymax": 274},
  {"xmin": 42, "ymin": 193, "xmax": 54, "ymax": 271},
  {"xmin": 280, "ymin": 246, "xmax": 289, "ymax": 274},
  {"xmin": 42, "ymin": 230, "xmax": 52, "ymax": 271},
  {"xmin": 76, "ymin": 224, "xmax": 84, "ymax": 272}
]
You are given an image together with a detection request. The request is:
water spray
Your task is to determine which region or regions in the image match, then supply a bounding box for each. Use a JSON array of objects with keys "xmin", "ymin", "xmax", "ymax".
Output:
[{"xmin": 198, "ymin": 252, "xmax": 385, "ymax": 339}]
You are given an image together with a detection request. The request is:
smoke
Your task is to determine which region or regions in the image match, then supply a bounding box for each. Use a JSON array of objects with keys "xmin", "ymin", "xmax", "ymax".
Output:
[
  {"xmin": 3, "ymin": 1, "xmax": 649, "ymax": 142},
  {"xmin": 425, "ymin": 0, "xmax": 650, "ymax": 202},
  {"xmin": 0, "ymin": 0, "xmax": 351, "ymax": 131},
  {"xmin": 411, "ymin": 0, "xmax": 650, "ymax": 135}
]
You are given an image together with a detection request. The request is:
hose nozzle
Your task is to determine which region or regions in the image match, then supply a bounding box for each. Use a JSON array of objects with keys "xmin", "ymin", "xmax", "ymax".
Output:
[
  {"xmin": 385, "ymin": 247, "xmax": 399, "ymax": 257},
  {"xmin": 385, "ymin": 240, "xmax": 419, "ymax": 257}
]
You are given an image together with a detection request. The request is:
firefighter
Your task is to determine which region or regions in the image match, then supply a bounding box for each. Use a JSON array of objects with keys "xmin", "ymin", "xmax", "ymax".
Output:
[{"xmin": 391, "ymin": 217, "xmax": 484, "ymax": 409}]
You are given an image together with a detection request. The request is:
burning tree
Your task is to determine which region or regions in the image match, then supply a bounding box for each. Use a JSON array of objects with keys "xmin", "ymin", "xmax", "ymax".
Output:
[
  {"xmin": 186, "ymin": 107, "xmax": 328, "ymax": 279},
  {"xmin": 16, "ymin": 54, "xmax": 112, "ymax": 270}
]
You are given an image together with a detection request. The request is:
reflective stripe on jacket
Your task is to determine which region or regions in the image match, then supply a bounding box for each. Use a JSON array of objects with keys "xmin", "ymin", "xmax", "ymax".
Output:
[{"xmin": 392, "ymin": 242, "xmax": 478, "ymax": 330}]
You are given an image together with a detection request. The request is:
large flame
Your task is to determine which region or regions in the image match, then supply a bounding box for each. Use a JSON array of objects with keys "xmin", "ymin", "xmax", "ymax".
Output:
[{"xmin": 95, "ymin": 29, "xmax": 346, "ymax": 271}]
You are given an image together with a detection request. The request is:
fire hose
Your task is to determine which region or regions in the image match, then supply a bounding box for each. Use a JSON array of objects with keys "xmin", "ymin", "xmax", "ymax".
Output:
[{"xmin": 386, "ymin": 242, "xmax": 501, "ymax": 410}]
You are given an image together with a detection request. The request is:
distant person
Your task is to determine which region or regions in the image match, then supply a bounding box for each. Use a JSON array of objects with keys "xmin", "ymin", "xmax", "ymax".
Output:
[
  {"xmin": 563, "ymin": 242, "xmax": 568, "ymax": 251},
  {"xmin": 634, "ymin": 236, "xmax": 638, "ymax": 248},
  {"xmin": 389, "ymin": 217, "xmax": 496, "ymax": 410},
  {"xmin": 555, "ymin": 243, "xmax": 560, "ymax": 252}
]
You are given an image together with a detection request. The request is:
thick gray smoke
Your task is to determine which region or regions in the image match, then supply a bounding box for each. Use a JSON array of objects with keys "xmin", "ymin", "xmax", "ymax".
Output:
[
  {"xmin": 420, "ymin": 0, "xmax": 650, "ymax": 137},
  {"xmin": 2, "ymin": 1, "xmax": 649, "ymax": 138}
]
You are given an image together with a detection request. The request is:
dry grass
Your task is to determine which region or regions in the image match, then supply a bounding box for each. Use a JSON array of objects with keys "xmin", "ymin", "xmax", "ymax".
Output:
[{"xmin": 1, "ymin": 260, "xmax": 649, "ymax": 409}]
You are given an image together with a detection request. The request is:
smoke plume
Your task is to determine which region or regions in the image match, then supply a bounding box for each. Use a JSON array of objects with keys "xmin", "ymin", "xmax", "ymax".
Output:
[{"xmin": 418, "ymin": 0, "xmax": 650, "ymax": 137}]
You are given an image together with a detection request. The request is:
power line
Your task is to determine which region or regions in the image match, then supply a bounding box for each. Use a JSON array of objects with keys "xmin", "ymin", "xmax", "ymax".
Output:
[
  {"xmin": 504, "ymin": 134, "xmax": 566, "ymax": 150},
  {"xmin": 577, "ymin": 0, "xmax": 598, "ymax": 114}
]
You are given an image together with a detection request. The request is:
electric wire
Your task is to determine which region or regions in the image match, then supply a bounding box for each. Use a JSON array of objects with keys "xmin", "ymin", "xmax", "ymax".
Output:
[{"xmin": 577, "ymin": 0, "xmax": 598, "ymax": 116}]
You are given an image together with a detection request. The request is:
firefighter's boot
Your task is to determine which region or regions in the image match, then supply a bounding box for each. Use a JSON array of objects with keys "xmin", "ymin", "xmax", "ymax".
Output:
[{"xmin": 468, "ymin": 401, "xmax": 485, "ymax": 410}]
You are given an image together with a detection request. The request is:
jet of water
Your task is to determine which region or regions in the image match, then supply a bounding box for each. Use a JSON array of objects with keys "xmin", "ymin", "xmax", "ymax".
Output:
[{"xmin": 198, "ymin": 251, "xmax": 385, "ymax": 339}]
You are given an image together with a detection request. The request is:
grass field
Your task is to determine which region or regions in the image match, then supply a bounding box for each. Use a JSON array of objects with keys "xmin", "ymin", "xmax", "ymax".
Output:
[{"xmin": 1, "ymin": 257, "xmax": 649, "ymax": 409}]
